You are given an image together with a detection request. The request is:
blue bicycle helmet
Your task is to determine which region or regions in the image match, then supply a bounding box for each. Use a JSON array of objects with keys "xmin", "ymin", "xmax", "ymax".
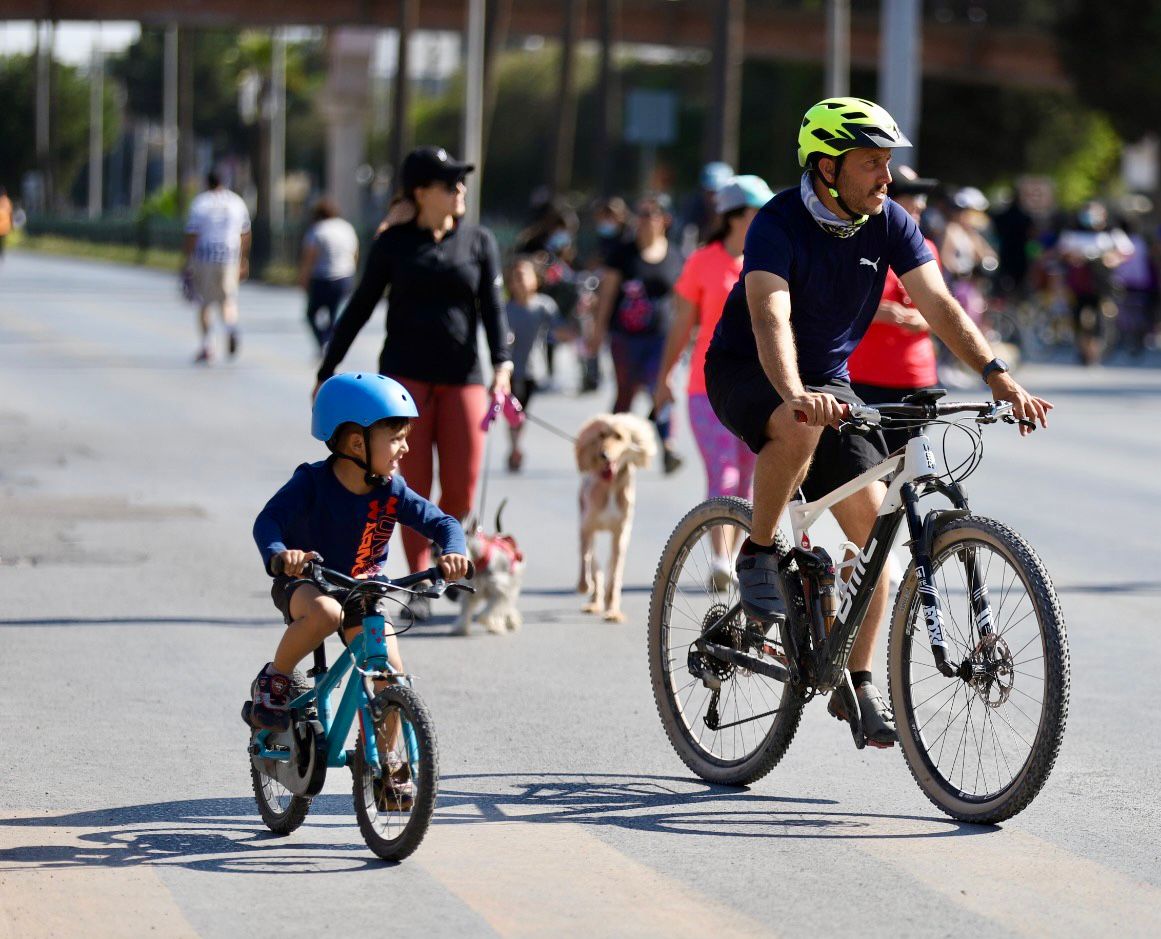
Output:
[{"xmin": 312, "ymin": 373, "xmax": 418, "ymax": 442}]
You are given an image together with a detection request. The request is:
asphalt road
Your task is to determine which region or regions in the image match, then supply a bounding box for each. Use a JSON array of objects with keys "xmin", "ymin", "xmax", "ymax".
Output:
[{"xmin": 2, "ymin": 252, "xmax": 1159, "ymax": 938}]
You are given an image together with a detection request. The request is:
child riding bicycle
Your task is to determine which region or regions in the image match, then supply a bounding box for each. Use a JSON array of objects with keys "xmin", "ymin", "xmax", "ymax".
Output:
[{"xmin": 248, "ymin": 373, "xmax": 470, "ymax": 739}]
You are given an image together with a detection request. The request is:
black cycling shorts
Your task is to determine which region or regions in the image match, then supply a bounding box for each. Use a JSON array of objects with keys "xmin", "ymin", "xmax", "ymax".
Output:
[
  {"xmin": 271, "ymin": 575, "xmax": 364, "ymax": 630},
  {"xmin": 704, "ymin": 349, "xmax": 888, "ymax": 501}
]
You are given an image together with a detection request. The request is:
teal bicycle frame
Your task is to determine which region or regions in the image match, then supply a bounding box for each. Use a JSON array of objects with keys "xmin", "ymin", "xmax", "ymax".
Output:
[{"xmin": 251, "ymin": 608, "xmax": 415, "ymax": 775}]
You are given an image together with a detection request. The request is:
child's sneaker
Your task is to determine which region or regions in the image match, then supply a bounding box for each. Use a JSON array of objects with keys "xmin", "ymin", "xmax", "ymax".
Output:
[{"xmin": 247, "ymin": 663, "xmax": 292, "ymax": 731}]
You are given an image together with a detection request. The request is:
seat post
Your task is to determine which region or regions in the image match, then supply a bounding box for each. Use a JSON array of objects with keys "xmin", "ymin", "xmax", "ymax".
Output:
[{"xmin": 309, "ymin": 642, "xmax": 328, "ymax": 677}]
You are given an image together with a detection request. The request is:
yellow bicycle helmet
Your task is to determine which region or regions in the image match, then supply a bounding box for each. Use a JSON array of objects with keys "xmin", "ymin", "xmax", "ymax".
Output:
[{"xmin": 797, "ymin": 97, "xmax": 911, "ymax": 168}]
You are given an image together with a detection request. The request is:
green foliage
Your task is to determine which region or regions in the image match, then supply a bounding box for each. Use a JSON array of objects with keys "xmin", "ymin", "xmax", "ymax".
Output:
[
  {"xmin": 919, "ymin": 78, "xmax": 1122, "ymax": 207},
  {"xmin": 1056, "ymin": 0, "xmax": 1161, "ymax": 141},
  {"xmin": 0, "ymin": 54, "xmax": 120, "ymax": 204},
  {"xmin": 136, "ymin": 186, "xmax": 181, "ymax": 221},
  {"xmin": 108, "ymin": 28, "xmax": 326, "ymax": 179}
]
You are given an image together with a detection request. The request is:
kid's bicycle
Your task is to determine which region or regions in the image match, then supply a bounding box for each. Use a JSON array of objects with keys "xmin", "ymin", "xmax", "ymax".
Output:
[
  {"xmin": 648, "ymin": 390, "xmax": 1069, "ymax": 824},
  {"xmin": 243, "ymin": 560, "xmax": 473, "ymax": 861}
]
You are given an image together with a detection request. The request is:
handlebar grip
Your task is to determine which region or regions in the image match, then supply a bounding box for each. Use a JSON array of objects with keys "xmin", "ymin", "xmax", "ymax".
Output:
[{"xmin": 794, "ymin": 403, "xmax": 851, "ymax": 424}]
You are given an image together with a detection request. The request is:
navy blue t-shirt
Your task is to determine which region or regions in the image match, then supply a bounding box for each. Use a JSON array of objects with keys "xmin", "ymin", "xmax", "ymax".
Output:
[
  {"xmin": 710, "ymin": 187, "xmax": 933, "ymax": 384},
  {"xmin": 253, "ymin": 460, "xmax": 466, "ymax": 579}
]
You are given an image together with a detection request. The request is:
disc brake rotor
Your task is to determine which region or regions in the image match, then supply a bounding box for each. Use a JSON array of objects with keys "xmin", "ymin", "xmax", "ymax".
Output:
[{"xmin": 970, "ymin": 633, "xmax": 1014, "ymax": 708}]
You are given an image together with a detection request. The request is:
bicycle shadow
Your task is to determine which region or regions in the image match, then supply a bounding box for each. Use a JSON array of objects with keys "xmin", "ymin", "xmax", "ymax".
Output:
[
  {"xmin": 0, "ymin": 773, "xmax": 990, "ymax": 876},
  {"xmin": 433, "ymin": 772, "xmax": 995, "ymax": 841}
]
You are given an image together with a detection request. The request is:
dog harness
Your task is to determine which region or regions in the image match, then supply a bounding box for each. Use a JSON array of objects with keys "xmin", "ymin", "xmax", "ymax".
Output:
[{"xmin": 475, "ymin": 532, "xmax": 524, "ymax": 568}]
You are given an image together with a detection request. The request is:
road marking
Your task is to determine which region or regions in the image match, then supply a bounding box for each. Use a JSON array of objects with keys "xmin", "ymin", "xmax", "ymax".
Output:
[
  {"xmin": 420, "ymin": 820, "xmax": 775, "ymax": 938},
  {"xmin": 859, "ymin": 821, "xmax": 1161, "ymax": 936},
  {"xmin": 0, "ymin": 813, "xmax": 200, "ymax": 939}
]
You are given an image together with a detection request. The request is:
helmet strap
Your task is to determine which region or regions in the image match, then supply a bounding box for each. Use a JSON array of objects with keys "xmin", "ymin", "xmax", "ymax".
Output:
[
  {"xmin": 331, "ymin": 428, "xmax": 387, "ymax": 487},
  {"xmin": 820, "ymin": 154, "xmax": 866, "ymax": 224}
]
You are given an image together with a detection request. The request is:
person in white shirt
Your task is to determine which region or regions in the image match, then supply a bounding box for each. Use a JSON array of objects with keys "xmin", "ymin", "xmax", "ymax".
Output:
[
  {"xmin": 183, "ymin": 171, "xmax": 252, "ymax": 363},
  {"xmin": 298, "ymin": 199, "xmax": 360, "ymax": 352}
]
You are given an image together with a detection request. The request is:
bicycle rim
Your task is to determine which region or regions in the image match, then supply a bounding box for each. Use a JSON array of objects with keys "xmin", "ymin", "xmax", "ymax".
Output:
[
  {"xmin": 649, "ymin": 497, "xmax": 804, "ymax": 785},
  {"xmin": 353, "ymin": 685, "xmax": 438, "ymax": 861},
  {"xmin": 890, "ymin": 517, "xmax": 1069, "ymax": 823}
]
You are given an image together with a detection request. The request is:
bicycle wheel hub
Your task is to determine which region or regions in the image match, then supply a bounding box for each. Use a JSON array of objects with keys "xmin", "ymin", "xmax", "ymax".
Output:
[
  {"xmin": 695, "ymin": 603, "xmax": 744, "ymax": 681},
  {"xmin": 969, "ymin": 634, "xmax": 1014, "ymax": 708}
]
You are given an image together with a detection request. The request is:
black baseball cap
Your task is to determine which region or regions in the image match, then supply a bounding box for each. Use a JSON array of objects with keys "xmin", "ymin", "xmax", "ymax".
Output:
[
  {"xmin": 399, "ymin": 146, "xmax": 475, "ymax": 191},
  {"xmin": 889, "ymin": 165, "xmax": 939, "ymax": 197}
]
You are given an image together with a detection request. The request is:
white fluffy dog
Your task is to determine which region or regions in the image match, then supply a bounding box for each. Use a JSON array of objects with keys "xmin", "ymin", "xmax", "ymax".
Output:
[
  {"xmin": 454, "ymin": 500, "xmax": 524, "ymax": 637},
  {"xmin": 575, "ymin": 412, "xmax": 657, "ymax": 622}
]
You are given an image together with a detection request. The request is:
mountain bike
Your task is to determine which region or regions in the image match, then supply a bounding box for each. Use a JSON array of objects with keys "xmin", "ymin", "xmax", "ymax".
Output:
[
  {"xmin": 243, "ymin": 560, "xmax": 473, "ymax": 861},
  {"xmin": 648, "ymin": 390, "xmax": 1069, "ymax": 824}
]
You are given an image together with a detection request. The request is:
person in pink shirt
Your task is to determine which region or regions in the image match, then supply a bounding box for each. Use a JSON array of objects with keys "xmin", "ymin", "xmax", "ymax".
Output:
[
  {"xmin": 656, "ymin": 175, "xmax": 774, "ymax": 588},
  {"xmin": 847, "ymin": 166, "xmax": 941, "ymax": 454}
]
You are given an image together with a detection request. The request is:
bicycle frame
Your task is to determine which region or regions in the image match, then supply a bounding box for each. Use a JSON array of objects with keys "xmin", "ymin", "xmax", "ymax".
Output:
[
  {"xmin": 251, "ymin": 606, "xmax": 416, "ymax": 775},
  {"xmin": 789, "ymin": 429, "xmax": 987, "ymax": 690}
]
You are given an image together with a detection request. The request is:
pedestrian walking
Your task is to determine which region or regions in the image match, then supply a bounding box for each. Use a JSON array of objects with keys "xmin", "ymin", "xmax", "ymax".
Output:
[
  {"xmin": 588, "ymin": 194, "xmax": 684, "ymax": 474},
  {"xmin": 315, "ymin": 146, "xmax": 512, "ymax": 618},
  {"xmin": 298, "ymin": 198, "xmax": 359, "ymax": 352},
  {"xmin": 847, "ymin": 166, "xmax": 942, "ymax": 454},
  {"xmin": 655, "ymin": 174, "xmax": 774, "ymax": 587},
  {"xmin": 504, "ymin": 255, "xmax": 562, "ymax": 471},
  {"xmin": 182, "ymin": 171, "xmax": 252, "ymax": 364}
]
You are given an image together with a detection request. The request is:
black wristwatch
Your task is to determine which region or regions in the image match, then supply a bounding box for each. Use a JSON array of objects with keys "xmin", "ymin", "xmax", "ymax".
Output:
[{"xmin": 981, "ymin": 357, "xmax": 1010, "ymax": 384}]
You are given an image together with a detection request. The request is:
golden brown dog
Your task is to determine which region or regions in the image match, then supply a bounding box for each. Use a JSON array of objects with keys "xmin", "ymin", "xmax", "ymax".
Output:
[{"xmin": 575, "ymin": 412, "xmax": 657, "ymax": 622}]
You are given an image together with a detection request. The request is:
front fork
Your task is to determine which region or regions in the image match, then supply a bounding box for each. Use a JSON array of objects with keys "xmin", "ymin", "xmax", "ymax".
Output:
[
  {"xmin": 901, "ymin": 482, "xmax": 993, "ymax": 678},
  {"xmin": 357, "ymin": 605, "xmax": 418, "ymax": 774}
]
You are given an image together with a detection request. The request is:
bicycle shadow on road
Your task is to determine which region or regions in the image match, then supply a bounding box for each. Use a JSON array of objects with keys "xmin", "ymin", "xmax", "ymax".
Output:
[
  {"xmin": 433, "ymin": 772, "xmax": 994, "ymax": 841},
  {"xmin": 0, "ymin": 796, "xmax": 393, "ymax": 875},
  {"xmin": 0, "ymin": 774, "xmax": 991, "ymax": 876}
]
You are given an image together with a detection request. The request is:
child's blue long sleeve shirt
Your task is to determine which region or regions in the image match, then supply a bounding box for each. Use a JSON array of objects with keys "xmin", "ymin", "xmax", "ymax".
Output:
[{"xmin": 253, "ymin": 460, "xmax": 466, "ymax": 578}]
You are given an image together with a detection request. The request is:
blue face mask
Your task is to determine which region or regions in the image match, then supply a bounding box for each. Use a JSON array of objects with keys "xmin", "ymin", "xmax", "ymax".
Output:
[
  {"xmin": 547, "ymin": 230, "xmax": 572, "ymax": 253},
  {"xmin": 596, "ymin": 221, "xmax": 619, "ymax": 239}
]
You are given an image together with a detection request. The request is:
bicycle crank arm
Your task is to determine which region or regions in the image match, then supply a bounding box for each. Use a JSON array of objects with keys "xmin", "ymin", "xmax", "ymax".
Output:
[{"xmin": 701, "ymin": 642, "xmax": 791, "ymax": 684}]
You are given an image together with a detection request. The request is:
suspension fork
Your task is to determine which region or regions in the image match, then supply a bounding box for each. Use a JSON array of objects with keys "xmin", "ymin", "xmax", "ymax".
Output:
[{"xmin": 901, "ymin": 482, "xmax": 969, "ymax": 678}]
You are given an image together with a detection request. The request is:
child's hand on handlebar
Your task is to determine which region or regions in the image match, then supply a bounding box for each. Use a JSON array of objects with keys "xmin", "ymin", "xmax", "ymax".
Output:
[
  {"xmin": 274, "ymin": 549, "xmax": 320, "ymax": 577},
  {"xmin": 438, "ymin": 552, "xmax": 471, "ymax": 581}
]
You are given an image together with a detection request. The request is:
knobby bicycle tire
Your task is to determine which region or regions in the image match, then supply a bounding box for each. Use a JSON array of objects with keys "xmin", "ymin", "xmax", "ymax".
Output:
[
  {"xmin": 648, "ymin": 496, "xmax": 806, "ymax": 785},
  {"xmin": 352, "ymin": 684, "xmax": 439, "ymax": 862},
  {"xmin": 888, "ymin": 516, "xmax": 1069, "ymax": 823}
]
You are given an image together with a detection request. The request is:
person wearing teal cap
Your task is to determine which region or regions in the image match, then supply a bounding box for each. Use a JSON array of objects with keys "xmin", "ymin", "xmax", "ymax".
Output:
[{"xmin": 656, "ymin": 173, "xmax": 775, "ymax": 588}]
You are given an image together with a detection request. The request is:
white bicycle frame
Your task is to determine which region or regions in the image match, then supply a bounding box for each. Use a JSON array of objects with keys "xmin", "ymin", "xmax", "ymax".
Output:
[{"xmin": 785, "ymin": 426, "xmax": 959, "ymax": 688}]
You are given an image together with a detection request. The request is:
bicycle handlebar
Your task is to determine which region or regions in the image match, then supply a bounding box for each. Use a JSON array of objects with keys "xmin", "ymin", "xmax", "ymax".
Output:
[
  {"xmin": 793, "ymin": 399, "xmax": 1035, "ymax": 431},
  {"xmin": 271, "ymin": 555, "xmax": 476, "ymax": 598}
]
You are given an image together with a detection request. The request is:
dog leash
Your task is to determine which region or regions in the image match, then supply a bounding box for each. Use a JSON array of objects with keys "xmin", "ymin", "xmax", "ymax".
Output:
[{"xmin": 521, "ymin": 410, "xmax": 578, "ymax": 445}]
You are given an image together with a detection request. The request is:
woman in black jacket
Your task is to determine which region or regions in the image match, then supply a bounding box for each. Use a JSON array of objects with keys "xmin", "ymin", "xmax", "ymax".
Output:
[{"xmin": 317, "ymin": 147, "xmax": 512, "ymax": 611}]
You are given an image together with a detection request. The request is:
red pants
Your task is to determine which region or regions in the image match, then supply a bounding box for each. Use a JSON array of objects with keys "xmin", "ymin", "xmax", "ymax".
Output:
[{"xmin": 391, "ymin": 377, "xmax": 488, "ymax": 572}]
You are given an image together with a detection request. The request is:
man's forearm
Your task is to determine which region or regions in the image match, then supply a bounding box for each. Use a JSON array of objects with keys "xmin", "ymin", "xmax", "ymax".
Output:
[{"xmin": 924, "ymin": 292, "xmax": 993, "ymax": 374}]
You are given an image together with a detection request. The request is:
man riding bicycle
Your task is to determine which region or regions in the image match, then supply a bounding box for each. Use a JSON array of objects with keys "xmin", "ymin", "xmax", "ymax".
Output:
[{"xmin": 704, "ymin": 97, "xmax": 1051, "ymax": 747}]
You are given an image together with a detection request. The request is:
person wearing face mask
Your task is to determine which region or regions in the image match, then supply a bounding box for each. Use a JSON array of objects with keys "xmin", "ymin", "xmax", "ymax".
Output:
[
  {"xmin": 516, "ymin": 200, "xmax": 581, "ymax": 390},
  {"xmin": 588, "ymin": 193, "xmax": 685, "ymax": 474},
  {"xmin": 316, "ymin": 146, "xmax": 512, "ymax": 618}
]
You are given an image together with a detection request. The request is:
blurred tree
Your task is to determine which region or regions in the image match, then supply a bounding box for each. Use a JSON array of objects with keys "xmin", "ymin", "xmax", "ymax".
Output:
[
  {"xmin": 1056, "ymin": 0, "xmax": 1161, "ymax": 142},
  {"xmin": 109, "ymin": 29, "xmax": 326, "ymax": 193},
  {"xmin": 0, "ymin": 54, "xmax": 119, "ymax": 207}
]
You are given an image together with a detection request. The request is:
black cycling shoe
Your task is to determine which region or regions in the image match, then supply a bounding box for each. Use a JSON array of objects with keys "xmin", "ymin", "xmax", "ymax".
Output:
[
  {"xmin": 247, "ymin": 664, "xmax": 292, "ymax": 732},
  {"xmin": 735, "ymin": 549, "xmax": 788, "ymax": 624},
  {"xmin": 828, "ymin": 682, "xmax": 897, "ymax": 748}
]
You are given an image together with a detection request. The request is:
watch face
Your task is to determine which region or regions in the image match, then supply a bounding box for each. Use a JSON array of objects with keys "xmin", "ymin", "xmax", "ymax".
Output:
[{"xmin": 993, "ymin": 358, "xmax": 1010, "ymax": 372}]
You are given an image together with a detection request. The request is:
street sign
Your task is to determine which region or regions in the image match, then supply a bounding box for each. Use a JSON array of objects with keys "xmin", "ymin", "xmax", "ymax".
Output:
[{"xmin": 625, "ymin": 88, "xmax": 677, "ymax": 146}]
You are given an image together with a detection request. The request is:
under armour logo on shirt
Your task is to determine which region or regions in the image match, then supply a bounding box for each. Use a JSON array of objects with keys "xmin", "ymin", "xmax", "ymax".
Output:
[{"xmin": 860, "ymin": 257, "xmax": 880, "ymax": 272}]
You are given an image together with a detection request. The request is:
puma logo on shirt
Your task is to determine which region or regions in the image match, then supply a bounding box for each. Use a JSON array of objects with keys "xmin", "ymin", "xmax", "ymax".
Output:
[{"xmin": 859, "ymin": 257, "xmax": 880, "ymax": 272}]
